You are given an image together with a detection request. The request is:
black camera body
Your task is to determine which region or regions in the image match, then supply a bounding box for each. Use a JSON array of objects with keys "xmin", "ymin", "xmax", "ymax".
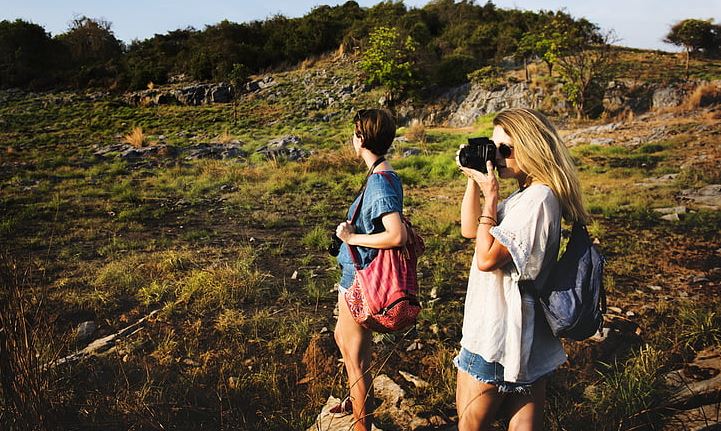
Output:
[
  {"xmin": 328, "ymin": 234, "xmax": 343, "ymax": 257},
  {"xmin": 458, "ymin": 137, "xmax": 496, "ymax": 173}
]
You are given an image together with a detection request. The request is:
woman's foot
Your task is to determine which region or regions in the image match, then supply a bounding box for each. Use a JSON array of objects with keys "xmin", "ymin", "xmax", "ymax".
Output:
[{"xmin": 329, "ymin": 397, "xmax": 353, "ymax": 417}]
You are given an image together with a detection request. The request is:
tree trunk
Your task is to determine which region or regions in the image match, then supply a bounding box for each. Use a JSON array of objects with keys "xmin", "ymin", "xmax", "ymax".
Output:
[
  {"xmin": 685, "ymin": 48, "xmax": 690, "ymax": 81},
  {"xmin": 545, "ymin": 60, "xmax": 553, "ymax": 76},
  {"xmin": 524, "ymin": 57, "xmax": 530, "ymax": 82}
]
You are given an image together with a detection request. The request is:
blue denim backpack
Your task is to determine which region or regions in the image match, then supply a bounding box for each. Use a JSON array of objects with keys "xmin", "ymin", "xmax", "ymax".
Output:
[{"xmin": 523, "ymin": 224, "xmax": 606, "ymax": 341}]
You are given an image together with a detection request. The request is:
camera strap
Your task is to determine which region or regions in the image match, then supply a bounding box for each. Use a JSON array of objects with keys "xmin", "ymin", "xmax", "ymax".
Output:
[
  {"xmin": 349, "ymin": 156, "xmax": 386, "ymax": 225},
  {"xmin": 347, "ymin": 156, "xmax": 387, "ymax": 268}
]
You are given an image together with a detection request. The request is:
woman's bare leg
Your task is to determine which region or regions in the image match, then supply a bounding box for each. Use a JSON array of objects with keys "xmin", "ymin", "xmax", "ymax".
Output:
[
  {"xmin": 505, "ymin": 378, "xmax": 547, "ymax": 431},
  {"xmin": 456, "ymin": 369, "xmax": 506, "ymax": 431},
  {"xmin": 334, "ymin": 295, "xmax": 374, "ymax": 431}
]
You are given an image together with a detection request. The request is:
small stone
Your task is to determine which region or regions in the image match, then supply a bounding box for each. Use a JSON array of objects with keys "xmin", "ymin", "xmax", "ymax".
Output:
[
  {"xmin": 660, "ymin": 213, "xmax": 680, "ymax": 222},
  {"xmin": 399, "ymin": 370, "xmax": 429, "ymax": 388},
  {"xmin": 291, "ymin": 270, "xmax": 299, "ymax": 280},
  {"xmin": 626, "ymin": 311, "xmax": 635, "ymax": 317},
  {"xmin": 406, "ymin": 340, "xmax": 423, "ymax": 352},
  {"xmin": 653, "ymin": 206, "xmax": 687, "ymax": 216},
  {"xmin": 590, "ymin": 327, "xmax": 611, "ymax": 342},
  {"xmin": 648, "ymin": 285, "xmax": 663, "ymax": 291},
  {"xmin": 319, "ymin": 326, "xmax": 329, "ymax": 334}
]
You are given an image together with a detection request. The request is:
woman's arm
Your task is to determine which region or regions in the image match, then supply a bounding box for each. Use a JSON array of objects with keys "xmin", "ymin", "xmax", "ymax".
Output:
[
  {"xmin": 473, "ymin": 200, "xmax": 512, "ymax": 272},
  {"xmin": 460, "ymin": 161, "xmax": 512, "ymax": 272},
  {"xmin": 336, "ymin": 211, "xmax": 407, "ymax": 249},
  {"xmin": 461, "ymin": 178, "xmax": 482, "ymax": 238}
]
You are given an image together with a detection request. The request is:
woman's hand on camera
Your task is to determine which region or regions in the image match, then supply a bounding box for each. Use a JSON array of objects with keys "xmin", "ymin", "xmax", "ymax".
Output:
[
  {"xmin": 336, "ymin": 221, "xmax": 355, "ymax": 243},
  {"xmin": 460, "ymin": 161, "xmax": 498, "ymax": 199},
  {"xmin": 455, "ymin": 144, "xmax": 467, "ymax": 169}
]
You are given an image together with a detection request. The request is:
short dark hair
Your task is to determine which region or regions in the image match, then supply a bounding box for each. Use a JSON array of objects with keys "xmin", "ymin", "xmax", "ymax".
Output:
[{"xmin": 354, "ymin": 109, "xmax": 396, "ymax": 156}]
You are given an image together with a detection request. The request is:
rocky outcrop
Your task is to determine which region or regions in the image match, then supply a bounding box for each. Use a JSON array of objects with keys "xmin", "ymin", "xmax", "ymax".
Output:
[
  {"xmin": 680, "ymin": 185, "xmax": 721, "ymax": 210},
  {"xmin": 255, "ymin": 135, "xmax": 310, "ymax": 161},
  {"xmin": 308, "ymin": 373, "xmax": 449, "ymax": 431},
  {"xmin": 93, "ymin": 141, "xmax": 247, "ymax": 165},
  {"xmin": 124, "ymin": 83, "xmax": 234, "ymax": 106},
  {"xmin": 398, "ymin": 82, "xmax": 541, "ymax": 127}
]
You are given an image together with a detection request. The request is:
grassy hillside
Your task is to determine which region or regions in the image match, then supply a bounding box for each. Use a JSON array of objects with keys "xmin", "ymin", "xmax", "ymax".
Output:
[{"xmin": 1, "ymin": 52, "xmax": 720, "ymax": 430}]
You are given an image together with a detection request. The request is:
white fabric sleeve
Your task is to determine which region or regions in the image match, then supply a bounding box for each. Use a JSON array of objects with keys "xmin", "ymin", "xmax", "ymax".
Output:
[{"xmin": 490, "ymin": 187, "xmax": 556, "ymax": 281}]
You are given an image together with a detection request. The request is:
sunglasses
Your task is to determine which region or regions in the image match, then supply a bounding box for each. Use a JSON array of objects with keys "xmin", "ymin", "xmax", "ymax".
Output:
[{"xmin": 498, "ymin": 143, "xmax": 513, "ymax": 158}]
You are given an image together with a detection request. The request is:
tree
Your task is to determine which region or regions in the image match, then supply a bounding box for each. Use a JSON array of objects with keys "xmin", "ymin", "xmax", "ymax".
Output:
[
  {"xmin": 664, "ymin": 18, "xmax": 721, "ymax": 79},
  {"xmin": 517, "ymin": 11, "xmax": 599, "ymax": 78},
  {"xmin": 556, "ymin": 30, "xmax": 618, "ymax": 119},
  {"xmin": 0, "ymin": 19, "xmax": 63, "ymax": 88},
  {"xmin": 360, "ymin": 26, "xmax": 417, "ymax": 105},
  {"xmin": 56, "ymin": 16, "xmax": 124, "ymax": 87}
]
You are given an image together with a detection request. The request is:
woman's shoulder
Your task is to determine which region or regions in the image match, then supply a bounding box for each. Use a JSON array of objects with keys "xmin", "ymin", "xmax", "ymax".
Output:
[
  {"xmin": 505, "ymin": 184, "xmax": 559, "ymax": 213},
  {"xmin": 368, "ymin": 171, "xmax": 402, "ymax": 189}
]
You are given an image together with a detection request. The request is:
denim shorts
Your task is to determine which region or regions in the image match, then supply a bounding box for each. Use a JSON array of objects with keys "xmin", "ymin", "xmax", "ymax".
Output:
[{"xmin": 453, "ymin": 347, "xmax": 536, "ymax": 394}]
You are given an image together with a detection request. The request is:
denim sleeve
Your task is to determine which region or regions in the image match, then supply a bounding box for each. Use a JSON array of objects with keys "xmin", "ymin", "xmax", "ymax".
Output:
[{"xmin": 366, "ymin": 174, "xmax": 403, "ymax": 225}]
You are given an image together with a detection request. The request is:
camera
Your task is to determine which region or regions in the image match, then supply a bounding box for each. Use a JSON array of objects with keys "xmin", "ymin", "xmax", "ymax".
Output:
[
  {"xmin": 328, "ymin": 234, "xmax": 343, "ymax": 256},
  {"xmin": 458, "ymin": 137, "xmax": 496, "ymax": 173}
]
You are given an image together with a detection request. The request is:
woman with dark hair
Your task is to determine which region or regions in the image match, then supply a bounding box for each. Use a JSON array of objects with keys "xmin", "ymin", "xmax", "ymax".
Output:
[
  {"xmin": 332, "ymin": 109, "xmax": 407, "ymax": 431},
  {"xmin": 455, "ymin": 108, "xmax": 588, "ymax": 430}
]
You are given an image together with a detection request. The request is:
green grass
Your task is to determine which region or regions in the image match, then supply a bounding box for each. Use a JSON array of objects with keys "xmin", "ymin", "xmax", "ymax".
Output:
[{"xmin": 2, "ymin": 51, "xmax": 721, "ymax": 430}]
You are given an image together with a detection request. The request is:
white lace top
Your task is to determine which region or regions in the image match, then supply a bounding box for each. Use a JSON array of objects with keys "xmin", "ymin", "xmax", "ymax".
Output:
[{"xmin": 460, "ymin": 184, "xmax": 567, "ymax": 383}]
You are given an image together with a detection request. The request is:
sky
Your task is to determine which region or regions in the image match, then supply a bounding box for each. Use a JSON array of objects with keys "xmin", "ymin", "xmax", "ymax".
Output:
[{"xmin": 4, "ymin": 0, "xmax": 721, "ymax": 51}]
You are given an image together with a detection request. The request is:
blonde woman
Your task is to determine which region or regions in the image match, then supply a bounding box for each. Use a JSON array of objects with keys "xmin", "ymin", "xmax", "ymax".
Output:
[{"xmin": 455, "ymin": 108, "xmax": 587, "ymax": 430}]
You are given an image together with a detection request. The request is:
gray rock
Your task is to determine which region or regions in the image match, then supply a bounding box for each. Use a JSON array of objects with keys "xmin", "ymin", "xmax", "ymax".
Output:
[
  {"xmin": 681, "ymin": 185, "xmax": 721, "ymax": 210},
  {"xmin": 590, "ymin": 137, "xmax": 615, "ymax": 146},
  {"xmin": 256, "ymin": 136, "xmax": 309, "ymax": 161},
  {"xmin": 124, "ymin": 83, "xmax": 234, "ymax": 106},
  {"xmin": 184, "ymin": 143, "xmax": 246, "ymax": 160},
  {"xmin": 665, "ymin": 347, "xmax": 721, "ymax": 408},
  {"xmin": 75, "ymin": 321, "xmax": 97, "ymax": 346},
  {"xmin": 307, "ymin": 395, "xmax": 384, "ymax": 431},
  {"xmin": 307, "ymin": 374, "xmax": 446, "ymax": 431},
  {"xmin": 653, "ymin": 86, "xmax": 686, "ymax": 109},
  {"xmin": 403, "ymin": 148, "xmax": 422, "ymax": 157},
  {"xmin": 654, "ymin": 206, "xmax": 687, "ymax": 215}
]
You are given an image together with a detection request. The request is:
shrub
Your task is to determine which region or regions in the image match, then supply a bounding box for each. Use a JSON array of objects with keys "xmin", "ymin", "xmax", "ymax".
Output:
[
  {"xmin": 676, "ymin": 301, "xmax": 721, "ymax": 352},
  {"xmin": 467, "ymin": 65, "xmax": 503, "ymax": 90},
  {"xmin": 686, "ymin": 83, "xmax": 721, "ymax": 108},
  {"xmin": 591, "ymin": 345, "xmax": 669, "ymax": 429},
  {"xmin": 404, "ymin": 118, "xmax": 426, "ymax": 144}
]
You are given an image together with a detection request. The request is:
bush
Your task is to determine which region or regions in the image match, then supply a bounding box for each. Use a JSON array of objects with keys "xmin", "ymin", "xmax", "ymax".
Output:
[
  {"xmin": 435, "ymin": 54, "xmax": 478, "ymax": 86},
  {"xmin": 686, "ymin": 83, "xmax": 721, "ymax": 108},
  {"xmin": 467, "ymin": 65, "xmax": 503, "ymax": 90}
]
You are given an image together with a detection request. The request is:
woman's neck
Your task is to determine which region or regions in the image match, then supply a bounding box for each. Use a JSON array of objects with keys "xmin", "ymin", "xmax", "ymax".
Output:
[{"xmin": 362, "ymin": 152, "xmax": 387, "ymax": 172}]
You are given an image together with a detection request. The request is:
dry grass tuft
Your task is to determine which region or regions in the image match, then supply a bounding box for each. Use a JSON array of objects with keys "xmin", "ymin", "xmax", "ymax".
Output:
[
  {"xmin": 704, "ymin": 108, "xmax": 721, "ymax": 120},
  {"xmin": 686, "ymin": 83, "xmax": 721, "ymax": 109},
  {"xmin": 404, "ymin": 118, "xmax": 427, "ymax": 143},
  {"xmin": 214, "ymin": 129, "xmax": 237, "ymax": 144},
  {"xmin": 0, "ymin": 255, "xmax": 62, "ymax": 429},
  {"xmin": 123, "ymin": 127, "xmax": 146, "ymax": 148}
]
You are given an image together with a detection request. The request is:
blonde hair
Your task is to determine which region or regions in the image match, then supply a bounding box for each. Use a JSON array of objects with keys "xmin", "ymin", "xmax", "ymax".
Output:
[{"xmin": 493, "ymin": 108, "xmax": 588, "ymax": 224}]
